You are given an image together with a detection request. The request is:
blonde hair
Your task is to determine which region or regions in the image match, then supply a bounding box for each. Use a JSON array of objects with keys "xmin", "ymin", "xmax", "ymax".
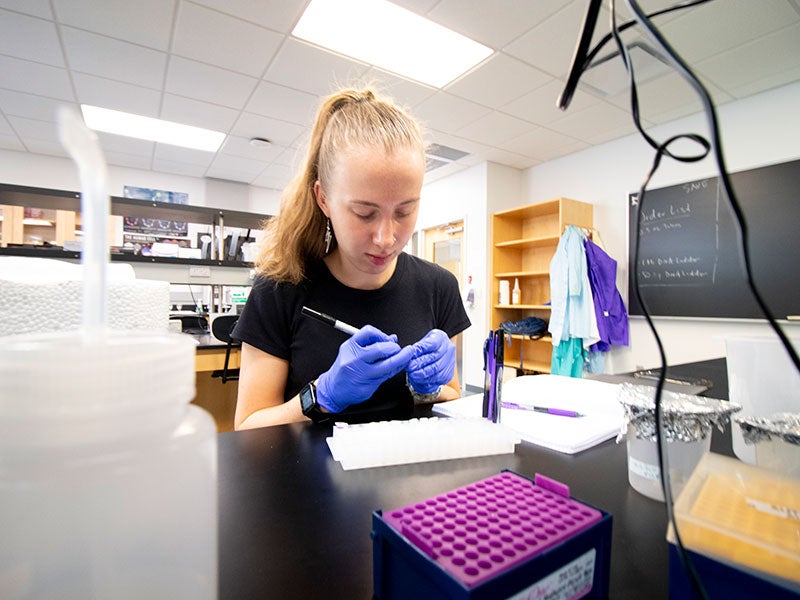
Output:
[{"xmin": 254, "ymin": 87, "xmax": 426, "ymax": 284}]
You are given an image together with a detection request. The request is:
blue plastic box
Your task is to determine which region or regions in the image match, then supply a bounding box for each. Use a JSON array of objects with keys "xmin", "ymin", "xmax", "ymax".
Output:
[{"xmin": 372, "ymin": 471, "xmax": 612, "ymax": 599}]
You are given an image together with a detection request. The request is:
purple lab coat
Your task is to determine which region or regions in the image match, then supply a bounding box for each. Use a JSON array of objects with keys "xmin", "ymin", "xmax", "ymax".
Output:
[{"xmin": 584, "ymin": 239, "xmax": 629, "ymax": 352}]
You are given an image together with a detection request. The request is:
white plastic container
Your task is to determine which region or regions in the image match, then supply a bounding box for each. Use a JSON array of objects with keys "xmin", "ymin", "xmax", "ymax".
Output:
[
  {"xmin": 626, "ymin": 425, "xmax": 711, "ymax": 502},
  {"xmin": 726, "ymin": 334, "xmax": 800, "ymax": 464},
  {"xmin": 499, "ymin": 280, "xmax": 510, "ymax": 305},
  {"xmin": 0, "ymin": 331, "xmax": 217, "ymax": 599}
]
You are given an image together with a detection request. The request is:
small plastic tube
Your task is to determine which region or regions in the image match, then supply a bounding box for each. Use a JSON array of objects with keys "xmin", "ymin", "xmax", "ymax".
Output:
[{"xmin": 57, "ymin": 108, "xmax": 109, "ymax": 342}]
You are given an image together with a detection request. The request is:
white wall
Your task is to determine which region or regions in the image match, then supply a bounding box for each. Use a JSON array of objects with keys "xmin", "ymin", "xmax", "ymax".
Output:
[
  {"xmin": 519, "ymin": 81, "xmax": 800, "ymax": 373},
  {"xmin": 419, "ymin": 162, "xmax": 489, "ymax": 389},
  {"xmin": 0, "ymin": 148, "xmax": 282, "ymax": 215}
]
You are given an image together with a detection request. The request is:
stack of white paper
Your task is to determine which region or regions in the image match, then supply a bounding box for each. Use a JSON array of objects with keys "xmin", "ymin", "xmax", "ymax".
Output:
[{"xmin": 433, "ymin": 375, "xmax": 624, "ymax": 454}]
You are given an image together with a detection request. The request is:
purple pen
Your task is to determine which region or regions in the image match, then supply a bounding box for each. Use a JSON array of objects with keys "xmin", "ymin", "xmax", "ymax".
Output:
[{"xmin": 501, "ymin": 402, "xmax": 584, "ymax": 418}]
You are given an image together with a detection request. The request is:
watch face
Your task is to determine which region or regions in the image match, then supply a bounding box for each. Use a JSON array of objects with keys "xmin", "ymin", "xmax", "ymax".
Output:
[{"xmin": 300, "ymin": 383, "xmax": 315, "ymax": 413}]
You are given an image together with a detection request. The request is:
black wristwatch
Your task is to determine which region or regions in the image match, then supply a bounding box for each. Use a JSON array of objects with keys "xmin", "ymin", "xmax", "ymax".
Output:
[{"xmin": 299, "ymin": 381, "xmax": 329, "ymax": 423}]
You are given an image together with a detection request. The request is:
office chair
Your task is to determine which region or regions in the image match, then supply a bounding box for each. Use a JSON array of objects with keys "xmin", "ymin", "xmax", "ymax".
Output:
[{"xmin": 210, "ymin": 315, "xmax": 240, "ymax": 383}]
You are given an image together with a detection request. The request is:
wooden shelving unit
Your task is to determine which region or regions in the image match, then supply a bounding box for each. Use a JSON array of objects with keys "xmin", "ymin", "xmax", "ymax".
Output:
[{"xmin": 491, "ymin": 197, "xmax": 593, "ymax": 374}]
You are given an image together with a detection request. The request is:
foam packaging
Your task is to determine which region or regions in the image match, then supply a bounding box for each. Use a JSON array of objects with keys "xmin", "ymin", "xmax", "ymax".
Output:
[
  {"xmin": 0, "ymin": 257, "xmax": 169, "ymax": 336},
  {"xmin": 373, "ymin": 471, "xmax": 612, "ymax": 599}
]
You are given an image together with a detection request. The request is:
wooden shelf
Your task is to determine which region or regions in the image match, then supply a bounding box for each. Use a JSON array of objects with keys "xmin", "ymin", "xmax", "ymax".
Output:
[
  {"xmin": 495, "ymin": 235, "xmax": 560, "ymax": 249},
  {"xmin": 495, "ymin": 270, "xmax": 549, "ymax": 278},
  {"xmin": 506, "ymin": 334, "xmax": 552, "ymax": 343},
  {"xmin": 504, "ymin": 360, "xmax": 551, "ymax": 374},
  {"xmin": 491, "ymin": 197, "xmax": 593, "ymax": 376},
  {"xmin": 494, "ymin": 304, "xmax": 551, "ymax": 310}
]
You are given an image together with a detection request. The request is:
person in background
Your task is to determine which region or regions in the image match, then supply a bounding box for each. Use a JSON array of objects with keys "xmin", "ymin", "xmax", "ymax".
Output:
[{"xmin": 232, "ymin": 87, "xmax": 471, "ymax": 429}]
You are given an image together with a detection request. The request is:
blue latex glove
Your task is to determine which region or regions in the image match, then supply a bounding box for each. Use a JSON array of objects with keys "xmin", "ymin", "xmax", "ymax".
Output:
[
  {"xmin": 316, "ymin": 325, "xmax": 414, "ymax": 414},
  {"xmin": 406, "ymin": 329, "xmax": 456, "ymax": 394}
]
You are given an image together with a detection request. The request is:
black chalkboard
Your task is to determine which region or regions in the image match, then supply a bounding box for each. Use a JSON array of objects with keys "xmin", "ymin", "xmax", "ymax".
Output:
[{"xmin": 628, "ymin": 159, "xmax": 800, "ymax": 319}]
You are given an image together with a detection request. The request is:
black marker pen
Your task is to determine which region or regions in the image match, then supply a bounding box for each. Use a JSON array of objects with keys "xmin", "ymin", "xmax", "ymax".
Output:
[{"xmin": 301, "ymin": 306, "xmax": 359, "ymax": 336}]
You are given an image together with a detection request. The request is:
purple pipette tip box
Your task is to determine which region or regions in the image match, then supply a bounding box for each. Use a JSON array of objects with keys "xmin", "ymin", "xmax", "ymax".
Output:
[{"xmin": 373, "ymin": 471, "xmax": 612, "ymax": 599}]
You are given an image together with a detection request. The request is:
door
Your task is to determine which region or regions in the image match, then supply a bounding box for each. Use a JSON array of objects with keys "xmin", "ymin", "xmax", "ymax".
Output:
[{"xmin": 421, "ymin": 220, "xmax": 465, "ymax": 393}]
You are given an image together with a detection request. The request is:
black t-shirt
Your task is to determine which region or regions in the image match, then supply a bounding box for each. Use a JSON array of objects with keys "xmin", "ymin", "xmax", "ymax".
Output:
[{"xmin": 232, "ymin": 252, "xmax": 471, "ymax": 422}]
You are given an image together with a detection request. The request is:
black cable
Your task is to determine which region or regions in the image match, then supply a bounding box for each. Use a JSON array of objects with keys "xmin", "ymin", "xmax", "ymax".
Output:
[
  {"xmin": 623, "ymin": 0, "xmax": 800, "ymax": 372},
  {"xmin": 561, "ymin": 2, "xmax": 800, "ymax": 596},
  {"xmin": 582, "ymin": 0, "xmax": 714, "ymax": 78},
  {"xmin": 609, "ymin": 1, "xmax": 710, "ymax": 596}
]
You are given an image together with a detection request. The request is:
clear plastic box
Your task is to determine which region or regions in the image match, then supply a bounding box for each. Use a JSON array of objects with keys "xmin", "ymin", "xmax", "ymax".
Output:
[{"xmin": 670, "ymin": 452, "xmax": 800, "ymax": 588}]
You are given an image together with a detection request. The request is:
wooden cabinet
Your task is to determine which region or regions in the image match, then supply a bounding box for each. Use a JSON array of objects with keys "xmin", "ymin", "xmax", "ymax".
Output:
[{"xmin": 491, "ymin": 198, "xmax": 593, "ymax": 374}]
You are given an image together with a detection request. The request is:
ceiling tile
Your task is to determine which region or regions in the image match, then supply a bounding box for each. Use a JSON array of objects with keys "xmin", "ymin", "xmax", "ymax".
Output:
[
  {"xmin": 426, "ymin": 0, "xmax": 564, "ymax": 49},
  {"xmin": 205, "ymin": 155, "xmax": 265, "ymax": 183},
  {"xmin": 0, "ymin": 0, "xmax": 53, "ymax": 19},
  {"xmin": 263, "ymin": 38, "xmax": 371, "ymax": 96},
  {"xmin": 729, "ymin": 65, "xmax": 800, "ymax": 99},
  {"xmin": 0, "ymin": 8, "xmax": 64, "ymax": 66},
  {"xmin": 220, "ymin": 135, "xmax": 284, "ymax": 163},
  {"xmin": 7, "ymin": 114, "xmax": 60, "ymax": 142},
  {"xmin": 659, "ymin": 0, "xmax": 800, "ymax": 64},
  {"xmin": 503, "ymin": 127, "xmax": 589, "ymax": 162},
  {"xmin": 153, "ymin": 144, "xmax": 216, "ymax": 168},
  {"xmin": 413, "ymin": 92, "xmax": 492, "ymax": 134},
  {"xmin": 0, "ymin": 133, "xmax": 25, "ymax": 151},
  {"xmin": 501, "ymin": 79, "xmax": 601, "ymax": 127},
  {"xmin": 173, "ymin": 2, "xmax": 283, "ymax": 77},
  {"xmin": 189, "ymin": 0, "xmax": 307, "ymax": 32},
  {"xmin": 694, "ymin": 23, "xmax": 800, "ymax": 92},
  {"xmin": 0, "ymin": 55, "xmax": 73, "ymax": 100},
  {"xmin": 251, "ymin": 162, "xmax": 293, "ymax": 190},
  {"xmin": 425, "ymin": 130, "xmax": 491, "ymax": 159},
  {"xmin": 103, "ymin": 150, "xmax": 153, "ymax": 171},
  {"xmin": 362, "ymin": 68, "xmax": 437, "ymax": 109},
  {"xmin": 95, "ymin": 132, "xmax": 155, "ymax": 157},
  {"xmin": 72, "ymin": 72, "xmax": 162, "ymax": 117},
  {"xmin": 456, "ymin": 111, "xmax": 537, "ymax": 147},
  {"xmin": 482, "ymin": 147, "xmax": 538, "ymax": 170},
  {"xmin": 550, "ymin": 100, "xmax": 633, "ymax": 141},
  {"xmin": 271, "ymin": 145, "xmax": 304, "ymax": 170},
  {"xmin": 505, "ymin": 3, "xmax": 613, "ymax": 79},
  {"xmin": 245, "ymin": 81, "xmax": 319, "ymax": 125},
  {"xmin": 165, "ymin": 56, "xmax": 258, "ymax": 109},
  {"xmin": 605, "ymin": 71, "xmax": 731, "ymax": 125},
  {"xmin": 62, "ymin": 26, "xmax": 167, "ymax": 89},
  {"xmin": 151, "ymin": 158, "xmax": 210, "ymax": 178},
  {"xmin": 230, "ymin": 112, "xmax": 305, "ymax": 147},
  {"xmin": 0, "ymin": 89, "xmax": 75, "ymax": 122},
  {"xmin": 161, "ymin": 94, "xmax": 240, "ymax": 133},
  {"xmin": 52, "ymin": 0, "xmax": 176, "ymax": 51},
  {"xmin": 446, "ymin": 53, "xmax": 552, "ymax": 109},
  {"xmin": 0, "ymin": 114, "xmax": 14, "ymax": 135},
  {"xmin": 21, "ymin": 138, "xmax": 69, "ymax": 157}
]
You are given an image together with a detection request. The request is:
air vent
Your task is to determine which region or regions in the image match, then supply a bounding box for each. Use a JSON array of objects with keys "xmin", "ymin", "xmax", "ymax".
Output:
[{"xmin": 425, "ymin": 143, "xmax": 469, "ymax": 172}]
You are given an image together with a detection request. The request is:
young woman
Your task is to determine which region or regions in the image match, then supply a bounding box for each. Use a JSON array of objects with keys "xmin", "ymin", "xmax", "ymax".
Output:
[{"xmin": 232, "ymin": 88, "xmax": 470, "ymax": 429}]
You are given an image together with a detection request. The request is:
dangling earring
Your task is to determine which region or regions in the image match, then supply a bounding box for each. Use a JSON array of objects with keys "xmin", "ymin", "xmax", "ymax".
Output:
[{"xmin": 324, "ymin": 218, "xmax": 332, "ymax": 254}]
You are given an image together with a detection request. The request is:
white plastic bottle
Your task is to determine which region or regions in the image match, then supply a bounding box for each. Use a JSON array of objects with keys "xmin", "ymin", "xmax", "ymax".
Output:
[
  {"xmin": 0, "ymin": 331, "xmax": 218, "ymax": 599},
  {"xmin": 512, "ymin": 278, "xmax": 521, "ymax": 305}
]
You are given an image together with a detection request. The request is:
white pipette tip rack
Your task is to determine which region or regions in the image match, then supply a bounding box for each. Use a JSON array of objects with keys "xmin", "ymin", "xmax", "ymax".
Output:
[{"xmin": 326, "ymin": 417, "xmax": 521, "ymax": 470}]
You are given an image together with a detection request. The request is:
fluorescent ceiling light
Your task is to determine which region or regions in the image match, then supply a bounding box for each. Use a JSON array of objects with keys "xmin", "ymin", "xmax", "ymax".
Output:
[
  {"xmin": 292, "ymin": 0, "xmax": 493, "ymax": 88},
  {"xmin": 80, "ymin": 105, "xmax": 225, "ymax": 152}
]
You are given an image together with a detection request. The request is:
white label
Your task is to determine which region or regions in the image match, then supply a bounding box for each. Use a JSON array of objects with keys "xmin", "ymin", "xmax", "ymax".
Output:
[
  {"xmin": 506, "ymin": 548, "xmax": 596, "ymax": 600},
  {"xmin": 628, "ymin": 456, "xmax": 661, "ymax": 481},
  {"xmin": 745, "ymin": 497, "xmax": 800, "ymax": 521}
]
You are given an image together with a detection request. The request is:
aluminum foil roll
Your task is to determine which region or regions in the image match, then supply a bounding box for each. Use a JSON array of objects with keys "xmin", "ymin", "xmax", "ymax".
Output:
[
  {"xmin": 735, "ymin": 412, "xmax": 800, "ymax": 447},
  {"xmin": 617, "ymin": 383, "xmax": 741, "ymax": 443}
]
